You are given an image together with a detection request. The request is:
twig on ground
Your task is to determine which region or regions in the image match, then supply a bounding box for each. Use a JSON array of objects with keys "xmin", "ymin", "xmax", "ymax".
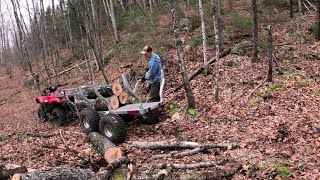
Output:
[
  {"xmin": 59, "ymin": 129, "xmax": 69, "ymax": 150},
  {"xmin": 246, "ymin": 78, "xmax": 267, "ymax": 100}
]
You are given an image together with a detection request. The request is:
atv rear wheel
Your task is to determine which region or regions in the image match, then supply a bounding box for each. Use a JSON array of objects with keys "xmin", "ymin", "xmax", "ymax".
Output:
[
  {"xmin": 79, "ymin": 108, "xmax": 100, "ymax": 134},
  {"xmin": 52, "ymin": 107, "xmax": 68, "ymax": 126},
  {"xmin": 38, "ymin": 103, "xmax": 50, "ymax": 122},
  {"xmin": 99, "ymin": 114, "xmax": 127, "ymax": 144},
  {"xmin": 138, "ymin": 109, "xmax": 160, "ymax": 125}
]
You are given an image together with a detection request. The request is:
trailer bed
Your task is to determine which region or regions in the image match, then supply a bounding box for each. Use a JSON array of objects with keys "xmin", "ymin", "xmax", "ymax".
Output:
[{"xmin": 112, "ymin": 102, "xmax": 161, "ymax": 114}]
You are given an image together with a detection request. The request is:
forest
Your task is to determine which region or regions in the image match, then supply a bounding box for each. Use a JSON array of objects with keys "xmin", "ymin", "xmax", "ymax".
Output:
[{"xmin": 0, "ymin": 0, "xmax": 319, "ymax": 179}]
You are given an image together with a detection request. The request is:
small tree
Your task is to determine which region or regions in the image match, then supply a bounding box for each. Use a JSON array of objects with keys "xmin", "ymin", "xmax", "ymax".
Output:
[
  {"xmin": 252, "ymin": 0, "xmax": 258, "ymax": 62},
  {"xmin": 199, "ymin": 0, "xmax": 208, "ymax": 74},
  {"xmin": 267, "ymin": 25, "xmax": 273, "ymax": 82},
  {"xmin": 317, "ymin": 0, "xmax": 320, "ymax": 41},
  {"xmin": 212, "ymin": 0, "xmax": 222, "ymax": 101},
  {"xmin": 171, "ymin": 0, "xmax": 196, "ymax": 109}
]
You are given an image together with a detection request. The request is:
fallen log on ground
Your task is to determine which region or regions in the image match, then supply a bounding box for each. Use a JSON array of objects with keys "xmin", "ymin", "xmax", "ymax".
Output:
[
  {"xmin": 12, "ymin": 166, "xmax": 98, "ymax": 180},
  {"xmin": 0, "ymin": 164, "xmax": 28, "ymax": 180},
  {"xmin": 143, "ymin": 160, "xmax": 228, "ymax": 169},
  {"xmin": 174, "ymin": 48, "xmax": 231, "ymax": 92},
  {"xmin": 152, "ymin": 147, "xmax": 204, "ymax": 159},
  {"xmin": 132, "ymin": 139, "xmax": 238, "ymax": 150},
  {"xmin": 87, "ymin": 132, "xmax": 123, "ymax": 163},
  {"xmin": 87, "ymin": 132, "xmax": 130, "ymax": 179}
]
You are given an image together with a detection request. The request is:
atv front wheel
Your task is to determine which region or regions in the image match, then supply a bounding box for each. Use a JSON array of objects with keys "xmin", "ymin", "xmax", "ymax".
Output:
[
  {"xmin": 52, "ymin": 107, "xmax": 68, "ymax": 126},
  {"xmin": 79, "ymin": 108, "xmax": 100, "ymax": 134},
  {"xmin": 38, "ymin": 103, "xmax": 50, "ymax": 122},
  {"xmin": 99, "ymin": 114, "xmax": 127, "ymax": 144},
  {"xmin": 138, "ymin": 109, "xmax": 160, "ymax": 125}
]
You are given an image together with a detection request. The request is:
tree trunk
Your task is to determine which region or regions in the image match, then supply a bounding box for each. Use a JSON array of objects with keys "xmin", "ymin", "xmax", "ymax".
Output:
[
  {"xmin": 11, "ymin": 0, "xmax": 35, "ymax": 82},
  {"xmin": 52, "ymin": 0, "xmax": 62, "ymax": 72},
  {"xmin": 149, "ymin": 0, "xmax": 153, "ymax": 14},
  {"xmin": 171, "ymin": 0, "xmax": 196, "ymax": 109},
  {"xmin": 199, "ymin": 0, "xmax": 208, "ymax": 74},
  {"xmin": 103, "ymin": 0, "xmax": 119, "ymax": 43},
  {"xmin": 298, "ymin": 0, "xmax": 304, "ymax": 16},
  {"xmin": 252, "ymin": 0, "xmax": 258, "ymax": 62},
  {"xmin": 289, "ymin": 0, "xmax": 293, "ymax": 18},
  {"xmin": 84, "ymin": 0, "xmax": 109, "ymax": 83},
  {"xmin": 212, "ymin": 0, "xmax": 222, "ymax": 102},
  {"xmin": 267, "ymin": 25, "xmax": 273, "ymax": 82},
  {"xmin": 39, "ymin": 0, "xmax": 53, "ymax": 84},
  {"xmin": 317, "ymin": 0, "xmax": 320, "ymax": 41}
]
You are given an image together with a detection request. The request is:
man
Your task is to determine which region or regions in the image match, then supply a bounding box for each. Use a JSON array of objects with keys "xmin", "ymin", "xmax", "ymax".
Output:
[{"xmin": 140, "ymin": 46, "xmax": 162, "ymax": 102}]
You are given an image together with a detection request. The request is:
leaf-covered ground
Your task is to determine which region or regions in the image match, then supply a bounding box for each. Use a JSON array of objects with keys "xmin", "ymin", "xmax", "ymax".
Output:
[{"xmin": 1, "ymin": 9, "xmax": 320, "ymax": 180}]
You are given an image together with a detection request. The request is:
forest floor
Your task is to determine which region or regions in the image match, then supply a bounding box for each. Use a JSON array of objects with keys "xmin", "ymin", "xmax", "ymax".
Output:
[{"xmin": 1, "ymin": 7, "xmax": 320, "ymax": 180}]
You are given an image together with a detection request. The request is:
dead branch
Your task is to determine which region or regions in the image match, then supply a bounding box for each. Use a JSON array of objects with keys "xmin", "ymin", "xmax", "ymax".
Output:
[
  {"xmin": 246, "ymin": 78, "xmax": 267, "ymax": 100},
  {"xmin": 152, "ymin": 147, "xmax": 204, "ymax": 159},
  {"xmin": 25, "ymin": 133, "xmax": 56, "ymax": 138},
  {"xmin": 0, "ymin": 101, "xmax": 5, "ymax": 106},
  {"xmin": 173, "ymin": 48, "xmax": 231, "ymax": 92},
  {"xmin": 143, "ymin": 160, "xmax": 228, "ymax": 169},
  {"xmin": 132, "ymin": 139, "xmax": 238, "ymax": 150},
  {"xmin": 59, "ymin": 130, "xmax": 69, "ymax": 150}
]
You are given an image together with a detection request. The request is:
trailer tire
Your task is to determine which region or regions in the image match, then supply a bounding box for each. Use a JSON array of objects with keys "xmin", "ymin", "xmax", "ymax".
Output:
[
  {"xmin": 52, "ymin": 107, "xmax": 68, "ymax": 126},
  {"xmin": 80, "ymin": 108, "xmax": 100, "ymax": 134},
  {"xmin": 99, "ymin": 114, "xmax": 127, "ymax": 144},
  {"xmin": 139, "ymin": 109, "xmax": 160, "ymax": 125},
  {"xmin": 119, "ymin": 114, "xmax": 135, "ymax": 122}
]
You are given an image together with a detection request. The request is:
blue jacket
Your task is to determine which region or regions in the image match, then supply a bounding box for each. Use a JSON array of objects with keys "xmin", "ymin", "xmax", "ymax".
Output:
[{"xmin": 145, "ymin": 54, "xmax": 162, "ymax": 83}]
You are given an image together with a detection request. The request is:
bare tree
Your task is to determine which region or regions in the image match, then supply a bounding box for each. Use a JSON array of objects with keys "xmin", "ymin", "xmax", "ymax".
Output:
[
  {"xmin": 267, "ymin": 25, "xmax": 273, "ymax": 82},
  {"xmin": 252, "ymin": 0, "xmax": 258, "ymax": 62},
  {"xmin": 289, "ymin": 0, "xmax": 293, "ymax": 18},
  {"xmin": 171, "ymin": 0, "xmax": 196, "ymax": 109},
  {"xmin": 212, "ymin": 0, "xmax": 222, "ymax": 101},
  {"xmin": 52, "ymin": 0, "xmax": 62, "ymax": 72},
  {"xmin": 317, "ymin": 0, "xmax": 320, "ymax": 41},
  {"xmin": 10, "ymin": 0, "xmax": 35, "ymax": 78},
  {"xmin": 149, "ymin": 0, "xmax": 153, "ymax": 14},
  {"xmin": 103, "ymin": 0, "xmax": 119, "ymax": 43},
  {"xmin": 199, "ymin": 0, "xmax": 208, "ymax": 74},
  {"xmin": 84, "ymin": 0, "xmax": 109, "ymax": 83}
]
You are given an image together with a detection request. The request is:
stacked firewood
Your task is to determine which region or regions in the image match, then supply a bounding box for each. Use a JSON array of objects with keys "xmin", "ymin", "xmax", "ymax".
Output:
[{"xmin": 110, "ymin": 82, "xmax": 128, "ymax": 110}]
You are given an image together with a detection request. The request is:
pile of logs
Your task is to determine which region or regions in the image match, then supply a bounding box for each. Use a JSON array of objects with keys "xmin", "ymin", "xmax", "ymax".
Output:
[
  {"xmin": 110, "ymin": 82, "xmax": 128, "ymax": 110},
  {"xmin": 2, "ymin": 135, "xmax": 241, "ymax": 180}
]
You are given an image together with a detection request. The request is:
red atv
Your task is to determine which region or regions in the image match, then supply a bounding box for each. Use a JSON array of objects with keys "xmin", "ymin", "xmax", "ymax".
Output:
[{"xmin": 35, "ymin": 84, "xmax": 74, "ymax": 125}]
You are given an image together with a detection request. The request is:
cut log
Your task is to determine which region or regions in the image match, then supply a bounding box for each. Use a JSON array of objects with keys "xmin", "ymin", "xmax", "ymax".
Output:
[
  {"xmin": 87, "ymin": 132, "xmax": 122, "ymax": 163},
  {"xmin": 110, "ymin": 95, "xmax": 119, "ymax": 110},
  {"xmin": 174, "ymin": 48, "xmax": 231, "ymax": 92},
  {"xmin": 112, "ymin": 82, "xmax": 123, "ymax": 96},
  {"xmin": 132, "ymin": 139, "xmax": 238, "ymax": 150},
  {"xmin": 0, "ymin": 164, "xmax": 28, "ymax": 180},
  {"xmin": 119, "ymin": 91, "xmax": 128, "ymax": 104}
]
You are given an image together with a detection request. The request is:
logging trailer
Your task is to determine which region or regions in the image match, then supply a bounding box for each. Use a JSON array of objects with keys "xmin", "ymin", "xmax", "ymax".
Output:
[{"xmin": 63, "ymin": 70, "xmax": 165, "ymax": 144}]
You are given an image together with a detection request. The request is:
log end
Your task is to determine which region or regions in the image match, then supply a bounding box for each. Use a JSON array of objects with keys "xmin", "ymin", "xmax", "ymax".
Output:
[
  {"xmin": 104, "ymin": 147, "xmax": 123, "ymax": 164},
  {"xmin": 112, "ymin": 83, "xmax": 123, "ymax": 96},
  {"xmin": 12, "ymin": 174, "xmax": 21, "ymax": 180}
]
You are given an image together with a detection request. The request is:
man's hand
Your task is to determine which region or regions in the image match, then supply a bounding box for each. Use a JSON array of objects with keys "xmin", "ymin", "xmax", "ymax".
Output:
[{"xmin": 140, "ymin": 76, "xmax": 146, "ymax": 83}]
